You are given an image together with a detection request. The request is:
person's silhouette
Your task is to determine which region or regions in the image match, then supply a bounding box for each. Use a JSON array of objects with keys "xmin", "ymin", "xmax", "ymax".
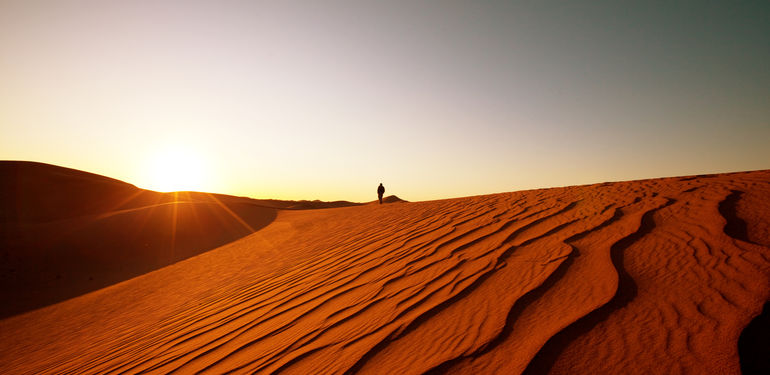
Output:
[{"xmin": 377, "ymin": 183, "xmax": 385, "ymax": 204}]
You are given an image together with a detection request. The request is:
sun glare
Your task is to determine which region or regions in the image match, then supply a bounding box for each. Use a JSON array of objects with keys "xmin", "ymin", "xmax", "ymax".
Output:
[{"xmin": 145, "ymin": 147, "xmax": 208, "ymax": 192}]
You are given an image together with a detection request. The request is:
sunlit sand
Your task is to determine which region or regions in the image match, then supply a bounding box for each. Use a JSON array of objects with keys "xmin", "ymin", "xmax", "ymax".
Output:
[{"xmin": 1, "ymin": 162, "xmax": 768, "ymax": 374}]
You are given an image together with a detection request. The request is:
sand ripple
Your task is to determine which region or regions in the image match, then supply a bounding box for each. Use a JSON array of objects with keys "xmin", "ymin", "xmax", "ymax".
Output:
[{"xmin": 1, "ymin": 171, "xmax": 768, "ymax": 374}]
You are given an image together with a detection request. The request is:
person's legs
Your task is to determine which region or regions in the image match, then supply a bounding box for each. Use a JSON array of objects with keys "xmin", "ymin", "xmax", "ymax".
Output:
[{"xmin": 378, "ymin": 195, "xmax": 383, "ymax": 204}]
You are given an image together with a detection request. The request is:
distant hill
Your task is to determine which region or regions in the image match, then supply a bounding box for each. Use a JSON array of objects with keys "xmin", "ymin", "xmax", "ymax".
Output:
[
  {"xmin": 365, "ymin": 195, "xmax": 407, "ymax": 205},
  {"xmin": 382, "ymin": 195, "xmax": 406, "ymax": 204},
  {"xmin": 0, "ymin": 161, "xmax": 359, "ymax": 318},
  {"xmin": 252, "ymin": 198, "xmax": 363, "ymax": 210}
]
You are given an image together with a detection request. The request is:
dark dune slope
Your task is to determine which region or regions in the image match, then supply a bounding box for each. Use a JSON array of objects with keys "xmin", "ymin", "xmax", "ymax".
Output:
[{"xmin": 0, "ymin": 161, "xmax": 279, "ymax": 318}]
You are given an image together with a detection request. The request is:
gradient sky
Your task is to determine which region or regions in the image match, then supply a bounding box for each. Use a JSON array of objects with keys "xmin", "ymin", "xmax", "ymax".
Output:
[{"xmin": 2, "ymin": 1, "xmax": 768, "ymax": 202}]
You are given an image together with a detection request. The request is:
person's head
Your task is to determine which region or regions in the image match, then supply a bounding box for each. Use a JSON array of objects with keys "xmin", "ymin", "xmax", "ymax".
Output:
[{"xmin": 379, "ymin": 183, "xmax": 382, "ymax": 186}]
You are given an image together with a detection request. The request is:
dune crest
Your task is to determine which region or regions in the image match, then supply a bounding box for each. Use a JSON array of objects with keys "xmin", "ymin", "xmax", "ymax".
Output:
[
  {"xmin": 0, "ymin": 161, "xmax": 358, "ymax": 318},
  {"xmin": 0, "ymin": 169, "xmax": 768, "ymax": 374}
]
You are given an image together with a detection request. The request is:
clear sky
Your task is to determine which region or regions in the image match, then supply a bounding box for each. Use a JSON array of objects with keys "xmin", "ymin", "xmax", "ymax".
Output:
[{"xmin": 2, "ymin": 1, "xmax": 768, "ymax": 202}]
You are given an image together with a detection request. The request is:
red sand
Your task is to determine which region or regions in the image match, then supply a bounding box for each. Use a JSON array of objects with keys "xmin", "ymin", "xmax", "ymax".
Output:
[
  {"xmin": 0, "ymin": 161, "xmax": 357, "ymax": 318},
  {"xmin": 0, "ymin": 166, "xmax": 768, "ymax": 374}
]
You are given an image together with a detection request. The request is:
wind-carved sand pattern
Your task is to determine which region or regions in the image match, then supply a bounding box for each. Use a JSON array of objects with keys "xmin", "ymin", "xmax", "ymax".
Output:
[{"xmin": 0, "ymin": 171, "xmax": 768, "ymax": 374}]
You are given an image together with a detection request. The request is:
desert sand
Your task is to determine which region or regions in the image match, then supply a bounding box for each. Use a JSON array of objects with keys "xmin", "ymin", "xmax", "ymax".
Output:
[
  {"xmin": 1, "ymin": 164, "xmax": 768, "ymax": 374},
  {"xmin": 0, "ymin": 161, "xmax": 358, "ymax": 318}
]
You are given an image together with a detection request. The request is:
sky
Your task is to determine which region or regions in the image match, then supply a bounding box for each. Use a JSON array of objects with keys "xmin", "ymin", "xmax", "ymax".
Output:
[{"xmin": 1, "ymin": 0, "xmax": 768, "ymax": 202}]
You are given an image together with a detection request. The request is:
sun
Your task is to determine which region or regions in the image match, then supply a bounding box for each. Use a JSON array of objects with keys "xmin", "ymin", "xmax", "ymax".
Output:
[{"xmin": 145, "ymin": 147, "xmax": 208, "ymax": 192}]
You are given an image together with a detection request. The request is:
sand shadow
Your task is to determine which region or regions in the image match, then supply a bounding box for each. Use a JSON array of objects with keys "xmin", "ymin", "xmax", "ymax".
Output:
[
  {"xmin": 0, "ymin": 162, "xmax": 279, "ymax": 319},
  {"xmin": 523, "ymin": 199, "xmax": 674, "ymax": 374}
]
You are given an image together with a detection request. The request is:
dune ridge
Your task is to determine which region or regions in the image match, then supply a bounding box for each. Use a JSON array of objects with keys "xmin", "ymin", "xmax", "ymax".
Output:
[
  {"xmin": 0, "ymin": 169, "xmax": 768, "ymax": 374},
  {"xmin": 0, "ymin": 161, "xmax": 360, "ymax": 318}
]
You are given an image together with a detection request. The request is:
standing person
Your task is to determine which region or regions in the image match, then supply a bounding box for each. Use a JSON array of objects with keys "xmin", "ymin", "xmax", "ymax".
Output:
[{"xmin": 377, "ymin": 183, "xmax": 385, "ymax": 204}]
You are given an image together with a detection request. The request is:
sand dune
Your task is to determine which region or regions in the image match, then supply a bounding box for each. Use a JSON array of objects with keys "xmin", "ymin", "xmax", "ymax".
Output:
[
  {"xmin": 1, "ymin": 168, "xmax": 768, "ymax": 374},
  {"xmin": 0, "ymin": 161, "xmax": 357, "ymax": 318}
]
